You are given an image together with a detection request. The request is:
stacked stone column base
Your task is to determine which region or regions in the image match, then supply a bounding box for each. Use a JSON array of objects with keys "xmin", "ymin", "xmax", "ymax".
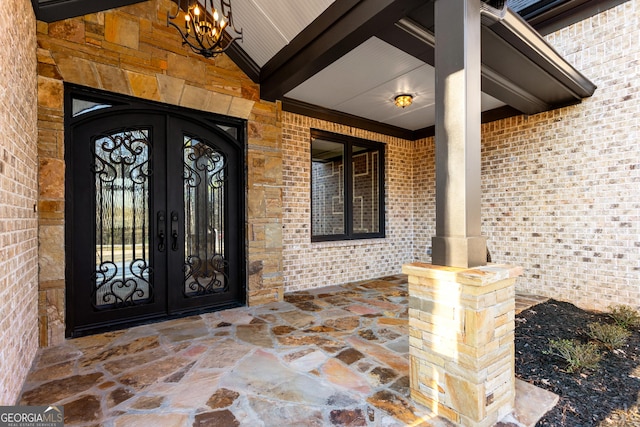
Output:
[{"xmin": 402, "ymin": 263, "xmax": 523, "ymax": 427}]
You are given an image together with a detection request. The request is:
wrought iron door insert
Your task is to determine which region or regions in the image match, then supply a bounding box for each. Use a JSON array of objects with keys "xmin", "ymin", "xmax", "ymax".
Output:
[
  {"xmin": 93, "ymin": 128, "xmax": 152, "ymax": 309},
  {"xmin": 183, "ymin": 135, "xmax": 228, "ymax": 295},
  {"xmin": 66, "ymin": 86, "xmax": 245, "ymax": 337}
]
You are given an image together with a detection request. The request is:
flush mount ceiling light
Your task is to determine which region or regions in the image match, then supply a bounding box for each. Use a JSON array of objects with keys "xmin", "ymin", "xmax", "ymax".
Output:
[
  {"xmin": 167, "ymin": 0, "xmax": 242, "ymax": 59},
  {"xmin": 394, "ymin": 94, "xmax": 413, "ymax": 108}
]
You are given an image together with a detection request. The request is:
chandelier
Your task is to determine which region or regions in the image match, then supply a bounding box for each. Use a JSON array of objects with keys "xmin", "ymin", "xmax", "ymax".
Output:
[{"xmin": 167, "ymin": 0, "xmax": 243, "ymax": 59}]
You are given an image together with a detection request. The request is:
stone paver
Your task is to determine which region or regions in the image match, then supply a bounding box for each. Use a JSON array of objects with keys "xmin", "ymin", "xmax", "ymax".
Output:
[{"xmin": 19, "ymin": 275, "xmax": 548, "ymax": 426}]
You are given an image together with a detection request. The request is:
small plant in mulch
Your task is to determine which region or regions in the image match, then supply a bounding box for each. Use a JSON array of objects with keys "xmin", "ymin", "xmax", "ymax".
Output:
[
  {"xmin": 587, "ymin": 322, "xmax": 631, "ymax": 351},
  {"xmin": 544, "ymin": 306, "xmax": 638, "ymax": 373},
  {"xmin": 609, "ymin": 304, "xmax": 640, "ymax": 330},
  {"xmin": 544, "ymin": 338, "xmax": 603, "ymax": 373},
  {"xmin": 516, "ymin": 299, "xmax": 640, "ymax": 426}
]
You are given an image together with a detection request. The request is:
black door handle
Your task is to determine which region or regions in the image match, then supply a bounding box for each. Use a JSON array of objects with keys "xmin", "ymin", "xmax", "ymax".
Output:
[
  {"xmin": 171, "ymin": 211, "xmax": 179, "ymax": 251},
  {"xmin": 157, "ymin": 211, "xmax": 166, "ymax": 252}
]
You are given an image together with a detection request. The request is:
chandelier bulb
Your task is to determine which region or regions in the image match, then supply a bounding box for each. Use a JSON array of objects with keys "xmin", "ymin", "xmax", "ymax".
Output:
[{"xmin": 168, "ymin": 0, "xmax": 243, "ymax": 59}]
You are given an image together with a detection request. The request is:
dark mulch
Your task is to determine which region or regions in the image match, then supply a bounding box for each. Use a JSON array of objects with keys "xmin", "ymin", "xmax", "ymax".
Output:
[{"xmin": 516, "ymin": 299, "xmax": 640, "ymax": 426}]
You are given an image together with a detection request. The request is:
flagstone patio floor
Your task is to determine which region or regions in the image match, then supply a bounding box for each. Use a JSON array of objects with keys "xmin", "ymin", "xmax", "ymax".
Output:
[{"xmin": 19, "ymin": 275, "xmax": 551, "ymax": 426}]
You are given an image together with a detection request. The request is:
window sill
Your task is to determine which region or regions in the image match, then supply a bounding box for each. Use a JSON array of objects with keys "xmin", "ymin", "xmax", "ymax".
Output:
[{"xmin": 311, "ymin": 238, "xmax": 387, "ymax": 248}]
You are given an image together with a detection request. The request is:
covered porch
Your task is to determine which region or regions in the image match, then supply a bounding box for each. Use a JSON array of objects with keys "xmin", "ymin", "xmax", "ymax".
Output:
[
  {"xmin": 4, "ymin": 0, "xmax": 634, "ymax": 424},
  {"xmin": 19, "ymin": 275, "xmax": 552, "ymax": 426}
]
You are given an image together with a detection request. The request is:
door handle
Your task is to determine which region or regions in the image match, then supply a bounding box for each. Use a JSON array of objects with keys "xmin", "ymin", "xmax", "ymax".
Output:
[
  {"xmin": 157, "ymin": 211, "xmax": 166, "ymax": 252},
  {"xmin": 171, "ymin": 211, "xmax": 179, "ymax": 251}
]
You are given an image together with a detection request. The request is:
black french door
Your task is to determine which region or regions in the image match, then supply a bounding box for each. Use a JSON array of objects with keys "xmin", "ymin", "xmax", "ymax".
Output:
[{"xmin": 66, "ymin": 87, "xmax": 245, "ymax": 337}]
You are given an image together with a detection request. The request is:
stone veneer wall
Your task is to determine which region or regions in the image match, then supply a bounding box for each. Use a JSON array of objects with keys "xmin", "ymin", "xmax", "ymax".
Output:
[
  {"xmin": 36, "ymin": 0, "xmax": 282, "ymax": 346},
  {"xmin": 414, "ymin": 0, "xmax": 640, "ymax": 311},
  {"xmin": 0, "ymin": 0, "xmax": 39, "ymax": 403},
  {"xmin": 282, "ymin": 113, "xmax": 415, "ymax": 291}
]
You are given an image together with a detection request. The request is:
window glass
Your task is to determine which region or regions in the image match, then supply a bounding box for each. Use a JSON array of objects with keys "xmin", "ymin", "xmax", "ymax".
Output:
[
  {"xmin": 311, "ymin": 140, "xmax": 345, "ymax": 236},
  {"xmin": 311, "ymin": 130, "xmax": 384, "ymax": 241},
  {"xmin": 214, "ymin": 124, "xmax": 238, "ymax": 139},
  {"xmin": 352, "ymin": 144, "xmax": 380, "ymax": 234},
  {"xmin": 72, "ymin": 99, "xmax": 113, "ymax": 117}
]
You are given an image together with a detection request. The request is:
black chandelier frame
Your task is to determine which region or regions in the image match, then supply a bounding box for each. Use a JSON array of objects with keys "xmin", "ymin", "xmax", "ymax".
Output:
[{"xmin": 167, "ymin": 0, "xmax": 243, "ymax": 59}]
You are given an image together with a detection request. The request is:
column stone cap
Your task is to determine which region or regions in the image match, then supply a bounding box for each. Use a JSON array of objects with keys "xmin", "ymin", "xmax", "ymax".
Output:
[{"xmin": 402, "ymin": 263, "xmax": 523, "ymax": 287}]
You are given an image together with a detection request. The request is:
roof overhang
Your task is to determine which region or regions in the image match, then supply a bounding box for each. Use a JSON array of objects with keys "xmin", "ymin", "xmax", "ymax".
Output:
[
  {"xmin": 32, "ymin": 0, "xmax": 597, "ymax": 139},
  {"xmin": 481, "ymin": 6, "xmax": 596, "ymax": 113},
  {"xmin": 516, "ymin": 0, "xmax": 628, "ymax": 34},
  {"xmin": 264, "ymin": 0, "xmax": 596, "ymax": 130}
]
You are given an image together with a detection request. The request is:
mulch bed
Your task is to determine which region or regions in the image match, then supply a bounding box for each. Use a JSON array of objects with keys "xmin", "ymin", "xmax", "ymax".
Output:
[{"xmin": 515, "ymin": 300, "xmax": 640, "ymax": 426}]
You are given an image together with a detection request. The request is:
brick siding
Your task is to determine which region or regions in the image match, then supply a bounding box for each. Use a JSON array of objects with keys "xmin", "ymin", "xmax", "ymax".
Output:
[
  {"xmin": 0, "ymin": 0, "xmax": 39, "ymax": 404},
  {"xmin": 283, "ymin": 0, "xmax": 639, "ymax": 311},
  {"xmin": 479, "ymin": 0, "xmax": 640, "ymax": 310},
  {"xmin": 282, "ymin": 114, "xmax": 416, "ymax": 291},
  {"xmin": 3, "ymin": 0, "xmax": 634, "ymax": 405}
]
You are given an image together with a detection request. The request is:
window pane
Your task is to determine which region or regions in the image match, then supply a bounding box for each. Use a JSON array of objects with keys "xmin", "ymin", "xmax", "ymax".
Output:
[
  {"xmin": 183, "ymin": 135, "xmax": 228, "ymax": 296},
  {"xmin": 311, "ymin": 139, "xmax": 344, "ymax": 236},
  {"xmin": 215, "ymin": 124, "xmax": 238, "ymax": 139},
  {"xmin": 72, "ymin": 99, "xmax": 112, "ymax": 117},
  {"xmin": 93, "ymin": 129, "xmax": 151, "ymax": 308},
  {"xmin": 352, "ymin": 145, "xmax": 379, "ymax": 234}
]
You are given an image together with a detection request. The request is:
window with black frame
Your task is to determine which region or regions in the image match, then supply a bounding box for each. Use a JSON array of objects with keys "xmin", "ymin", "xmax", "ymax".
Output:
[{"xmin": 311, "ymin": 129, "xmax": 385, "ymax": 242}]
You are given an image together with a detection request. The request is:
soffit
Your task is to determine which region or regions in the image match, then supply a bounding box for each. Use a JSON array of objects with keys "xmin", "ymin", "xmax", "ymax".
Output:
[
  {"xmin": 264, "ymin": 0, "xmax": 595, "ymax": 136},
  {"xmin": 229, "ymin": 0, "xmax": 336, "ymax": 67}
]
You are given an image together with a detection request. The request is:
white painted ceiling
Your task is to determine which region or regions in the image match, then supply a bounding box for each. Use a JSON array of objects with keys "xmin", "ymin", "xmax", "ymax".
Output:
[
  {"xmin": 285, "ymin": 37, "xmax": 505, "ymax": 131},
  {"xmin": 228, "ymin": 0, "xmax": 337, "ymax": 67},
  {"xmin": 227, "ymin": 0, "xmax": 505, "ymax": 131}
]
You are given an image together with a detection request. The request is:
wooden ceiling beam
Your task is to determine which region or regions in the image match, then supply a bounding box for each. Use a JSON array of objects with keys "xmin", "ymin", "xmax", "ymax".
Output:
[{"xmin": 259, "ymin": 0, "xmax": 425, "ymax": 102}]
